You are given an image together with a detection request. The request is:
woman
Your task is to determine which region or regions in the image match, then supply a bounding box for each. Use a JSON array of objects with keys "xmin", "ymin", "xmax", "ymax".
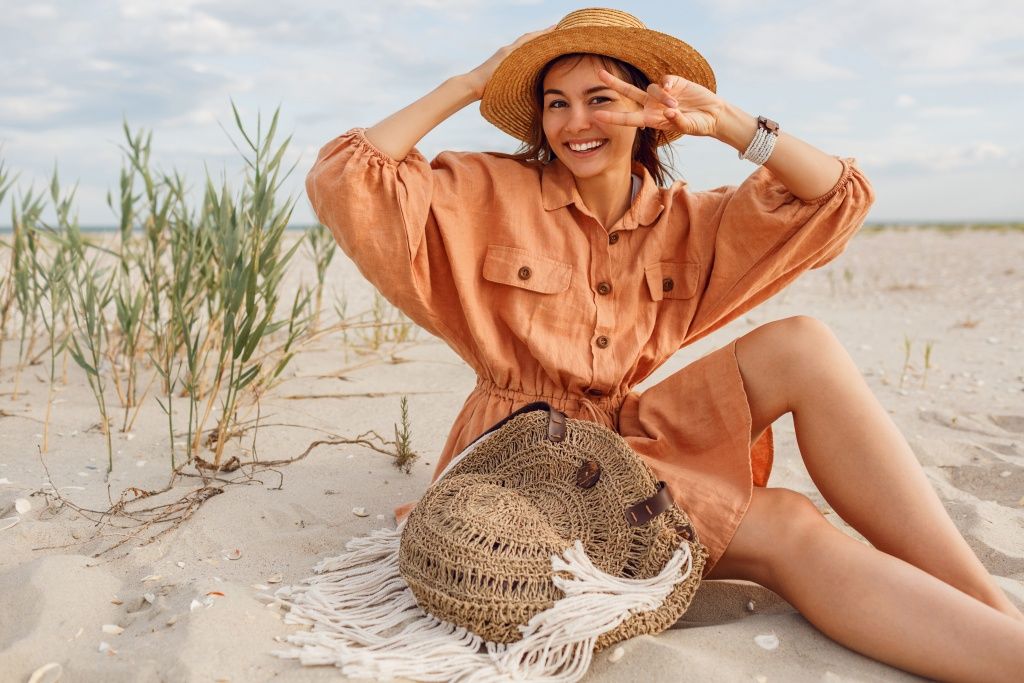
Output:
[{"xmin": 305, "ymin": 8, "xmax": 1024, "ymax": 681}]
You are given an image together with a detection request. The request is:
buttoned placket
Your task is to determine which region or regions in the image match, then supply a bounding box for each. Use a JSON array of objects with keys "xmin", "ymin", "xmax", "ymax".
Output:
[{"xmin": 540, "ymin": 160, "xmax": 665, "ymax": 403}]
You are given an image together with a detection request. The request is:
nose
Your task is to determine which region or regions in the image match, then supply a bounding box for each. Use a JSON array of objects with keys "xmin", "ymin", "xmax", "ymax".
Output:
[{"xmin": 566, "ymin": 105, "xmax": 592, "ymax": 134}]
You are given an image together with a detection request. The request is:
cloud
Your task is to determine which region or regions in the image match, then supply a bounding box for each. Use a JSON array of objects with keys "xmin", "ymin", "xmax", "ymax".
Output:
[{"xmin": 697, "ymin": 0, "xmax": 1024, "ymax": 84}]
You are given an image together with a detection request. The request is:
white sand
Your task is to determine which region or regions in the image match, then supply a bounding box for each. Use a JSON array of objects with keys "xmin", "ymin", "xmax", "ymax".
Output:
[{"xmin": 1, "ymin": 228, "xmax": 1021, "ymax": 682}]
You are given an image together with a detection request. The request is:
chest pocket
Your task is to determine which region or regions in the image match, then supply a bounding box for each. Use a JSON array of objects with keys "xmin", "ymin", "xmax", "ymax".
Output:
[
  {"xmin": 482, "ymin": 244, "xmax": 572, "ymax": 294},
  {"xmin": 644, "ymin": 261, "xmax": 700, "ymax": 302}
]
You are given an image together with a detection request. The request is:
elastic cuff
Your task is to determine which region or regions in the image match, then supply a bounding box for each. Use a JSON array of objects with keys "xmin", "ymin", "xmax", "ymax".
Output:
[
  {"xmin": 803, "ymin": 156, "xmax": 856, "ymax": 206},
  {"xmin": 346, "ymin": 127, "xmax": 401, "ymax": 167}
]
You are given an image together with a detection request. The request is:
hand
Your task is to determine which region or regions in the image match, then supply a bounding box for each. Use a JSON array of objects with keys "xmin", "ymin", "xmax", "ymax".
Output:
[
  {"xmin": 463, "ymin": 26, "xmax": 556, "ymax": 100},
  {"xmin": 593, "ymin": 69, "xmax": 725, "ymax": 138}
]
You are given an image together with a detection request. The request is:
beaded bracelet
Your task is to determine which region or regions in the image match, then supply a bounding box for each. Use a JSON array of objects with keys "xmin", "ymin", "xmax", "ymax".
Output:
[{"xmin": 739, "ymin": 116, "xmax": 780, "ymax": 166}]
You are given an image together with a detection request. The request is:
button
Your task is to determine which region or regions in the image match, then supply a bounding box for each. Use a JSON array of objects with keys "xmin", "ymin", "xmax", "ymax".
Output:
[
  {"xmin": 595, "ymin": 335, "xmax": 610, "ymax": 349},
  {"xmin": 608, "ymin": 231, "xmax": 620, "ymax": 245},
  {"xmin": 518, "ymin": 266, "xmax": 532, "ymax": 280},
  {"xmin": 585, "ymin": 387, "xmax": 604, "ymax": 397},
  {"xmin": 576, "ymin": 459, "xmax": 602, "ymax": 489},
  {"xmin": 662, "ymin": 277, "xmax": 674, "ymax": 292},
  {"xmin": 596, "ymin": 281, "xmax": 612, "ymax": 295}
]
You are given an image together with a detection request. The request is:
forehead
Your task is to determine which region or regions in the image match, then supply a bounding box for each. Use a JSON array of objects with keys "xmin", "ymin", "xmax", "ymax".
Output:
[{"xmin": 542, "ymin": 54, "xmax": 623, "ymax": 89}]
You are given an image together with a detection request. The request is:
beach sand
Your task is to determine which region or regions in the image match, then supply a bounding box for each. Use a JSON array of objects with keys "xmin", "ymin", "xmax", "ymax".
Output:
[{"xmin": 1, "ymin": 227, "xmax": 1021, "ymax": 682}]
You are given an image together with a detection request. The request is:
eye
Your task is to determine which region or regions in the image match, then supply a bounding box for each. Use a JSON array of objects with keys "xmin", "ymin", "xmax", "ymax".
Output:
[
  {"xmin": 546, "ymin": 99, "xmax": 567, "ymax": 109},
  {"xmin": 590, "ymin": 96, "xmax": 612, "ymax": 105}
]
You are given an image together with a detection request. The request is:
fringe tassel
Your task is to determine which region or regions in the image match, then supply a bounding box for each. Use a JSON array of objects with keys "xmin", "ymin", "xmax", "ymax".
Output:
[{"xmin": 272, "ymin": 531, "xmax": 692, "ymax": 683}]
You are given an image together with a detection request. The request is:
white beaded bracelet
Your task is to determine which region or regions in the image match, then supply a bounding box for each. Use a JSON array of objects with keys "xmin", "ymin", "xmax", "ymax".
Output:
[{"xmin": 739, "ymin": 116, "xmax": 780, "ymax": 166}]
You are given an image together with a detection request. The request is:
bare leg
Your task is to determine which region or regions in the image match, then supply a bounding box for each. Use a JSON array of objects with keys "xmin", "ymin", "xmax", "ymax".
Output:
[
  {"xmin": 733, "ymin": 315, "xmax": 1022, "ymax": 619},
  {"xmin": 708, "ymin": 487, "xmax": 1024, "ymax": 682}
]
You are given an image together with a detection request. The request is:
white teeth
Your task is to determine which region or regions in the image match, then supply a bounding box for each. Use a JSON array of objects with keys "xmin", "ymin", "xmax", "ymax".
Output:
[{"xmin": 568, "ymin": 140, "xmax": 604, "ymax": 152}]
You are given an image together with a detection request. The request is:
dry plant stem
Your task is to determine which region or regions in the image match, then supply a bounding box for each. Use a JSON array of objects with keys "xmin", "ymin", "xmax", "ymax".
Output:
[{"xmin": 32, "ymin": 424, "xmax": 411, "ymax": 560}]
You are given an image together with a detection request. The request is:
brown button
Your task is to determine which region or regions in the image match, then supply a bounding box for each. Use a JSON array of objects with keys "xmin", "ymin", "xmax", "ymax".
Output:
[
  {"xmin": 595, "ymin": 335, "xmax": 610, "ymax": 348},
  {"xmin": 585, "ymin": 387, "xmax": 603, "ymax": 397},
  {"xmin": 596, "ymin": 281, "xmax": 612, "ymax": 295},
  {"xmin": 576, "ymin": 459, "xmax": 601, "ymax": 489},
  {"xmin": 518, "ymin": 266, "xmax": 532, "ymax": 280},
  {"xmin": 662, "ymin": 277, "xmax": 674, "ymax": 292},
  {"xmin": 608, "ymin": 231, "xmax": 620, "ymax": 245}
]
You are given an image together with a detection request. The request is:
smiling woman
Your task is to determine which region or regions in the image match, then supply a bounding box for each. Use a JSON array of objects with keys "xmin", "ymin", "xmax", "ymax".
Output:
[{"xmin": 286, "ymin": 6, "xmax": 1024, "ymax": 682}]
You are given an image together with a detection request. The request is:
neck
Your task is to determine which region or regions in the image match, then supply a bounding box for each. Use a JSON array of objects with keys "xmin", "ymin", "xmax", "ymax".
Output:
[{"xmin": 574, "ymin": 164, "xmax": 633, "ymax": 228}]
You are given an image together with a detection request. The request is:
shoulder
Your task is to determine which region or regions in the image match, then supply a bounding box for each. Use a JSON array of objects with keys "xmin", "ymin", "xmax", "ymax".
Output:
[{"xmin": 428, "ymin": 150, "xmax": 545, "ymax": 201}]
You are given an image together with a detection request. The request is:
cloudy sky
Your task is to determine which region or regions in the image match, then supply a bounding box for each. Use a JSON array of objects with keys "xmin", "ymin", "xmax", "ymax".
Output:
[{"xmin": 2, "ymin": 0, "xmax": 1022, "ymax": 225}]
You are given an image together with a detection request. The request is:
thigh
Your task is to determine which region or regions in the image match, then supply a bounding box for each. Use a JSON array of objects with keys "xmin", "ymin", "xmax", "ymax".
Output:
[{"xmin": 705, "ymin": 486, "xmax": 825, "ymax": 586}]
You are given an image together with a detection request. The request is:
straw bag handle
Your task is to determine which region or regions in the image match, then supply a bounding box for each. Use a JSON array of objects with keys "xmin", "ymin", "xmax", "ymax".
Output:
[{"xmin": 479, "ymin": 401, "xmax": 567, "ymax": 442}]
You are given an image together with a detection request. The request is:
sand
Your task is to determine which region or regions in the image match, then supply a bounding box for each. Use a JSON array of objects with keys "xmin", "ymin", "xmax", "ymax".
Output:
[{"xmin": 1, "ymin": 227, "xmax": 1021, "ymax": 682}]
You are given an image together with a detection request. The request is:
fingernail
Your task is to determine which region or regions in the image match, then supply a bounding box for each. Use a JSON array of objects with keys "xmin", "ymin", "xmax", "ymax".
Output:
[{"xmin": 666, "ymin": 98, "xmax": 678, "ymax": 107}]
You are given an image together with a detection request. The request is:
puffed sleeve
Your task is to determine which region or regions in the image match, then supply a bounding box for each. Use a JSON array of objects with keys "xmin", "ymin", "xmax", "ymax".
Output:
[
  {"xmin": 684, "ymin": 157, "xmax": 875, "ymax": 342},
  {"xmin": 305, "ymin": 127, "xmax": 468, "ymax": 351}
]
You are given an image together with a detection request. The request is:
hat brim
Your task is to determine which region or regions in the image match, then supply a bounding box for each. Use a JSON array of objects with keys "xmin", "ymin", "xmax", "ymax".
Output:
[{"xmin": 480, "ymin": 26, "xmax": 716, "ymax": 146}]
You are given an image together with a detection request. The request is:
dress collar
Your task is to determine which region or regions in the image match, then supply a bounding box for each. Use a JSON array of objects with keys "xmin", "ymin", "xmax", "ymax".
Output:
[{"xmin": 541, "ymin": 158, "xmax": 666, "ymax": 230}]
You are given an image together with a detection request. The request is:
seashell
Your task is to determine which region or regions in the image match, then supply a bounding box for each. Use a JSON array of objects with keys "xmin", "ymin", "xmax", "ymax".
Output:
[
  {"xmin": 352, "ymin": 507, "xmax": 369, "ymax": 517},
  {"xmin": 252, "ymin": 583, "xmax": 270, "ymax": 591},
  {"xmin": 28, "ymin": 662, "xmax": 63, "ymax": 683},
  {"xmin": 98, "ymin": 641, "xmax": 116, "ymax": 654},
  {"xmin": 189, "ymin": 599, "xmax": 203, "ymax": 612},
  {"xmin": 221, "ymin": 548, "xmax": 242, "ymax": 560},
  {"xmin": 102, "ymin": 624, "xmax": 124, "ymax": 635},
  {"xmin": 166, "ymin": 614, "xmax": 178, "ymax": 626},
  {"xmin": 0, "ymin": 516, "xmax": 18, "ymax": 531},
  {"xmin": 141, "ymin": 574, "xmax": 161, "ymax": 582},
  {"xmin": 746, "ymin": 600, "xmax": 756, "ymax": 612},
  {"xmin": 754, "ymin": 634, "xmax": 779, "ymax": 650},
  {"xmin": 143, "ymin": 593, "xmax": 155, "ymax": 604},
  {"xmin": 607, "ymin": 646, "xmax": 625, "ymax": 663},
  {"xmin": 0, "ymin": 478, "xmax": 10, "ymax": 485},
  {"xmin": 266, "ymin": 573, "xmax": 283, "ymax": 584},
  {"xmin": 176, "ymin": 561, "xmax": 185, "ymax": 568}
]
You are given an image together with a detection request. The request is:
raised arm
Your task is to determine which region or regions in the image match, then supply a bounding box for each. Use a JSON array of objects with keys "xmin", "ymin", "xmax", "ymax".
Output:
[
  {"xmin": 365, "ymin": 27, "xmax": 553, "ymax": 161},
  {"xmin": 593, "ymin": 69, "xmax": 844, "ymax": 202}
]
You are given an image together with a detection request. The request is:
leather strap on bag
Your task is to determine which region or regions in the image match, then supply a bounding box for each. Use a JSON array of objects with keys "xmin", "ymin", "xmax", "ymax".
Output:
[{"xmin": 625, "ymin": 481, "xmax": 673, "ymax": 526}]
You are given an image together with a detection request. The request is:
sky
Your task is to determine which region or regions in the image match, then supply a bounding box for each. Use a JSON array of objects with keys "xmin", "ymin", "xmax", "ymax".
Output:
[{"xmin": 1, "ymin": 0, "xmax": 1022, "ymax": 225}]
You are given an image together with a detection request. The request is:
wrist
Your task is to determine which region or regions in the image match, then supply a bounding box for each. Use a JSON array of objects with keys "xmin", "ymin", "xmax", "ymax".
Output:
[
  {"xmin": 714, "ymin": 102, "xmax": 758, "ymax": 152},
  {"xmin": 452, "ymin": 73, "xmax": 486, "ymax": 102}
]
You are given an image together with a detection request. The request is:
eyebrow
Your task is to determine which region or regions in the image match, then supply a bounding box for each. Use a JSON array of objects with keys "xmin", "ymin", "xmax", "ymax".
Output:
[{"xmin": 542, "ymin": 85, "xmax": 612, "ymax": 97}]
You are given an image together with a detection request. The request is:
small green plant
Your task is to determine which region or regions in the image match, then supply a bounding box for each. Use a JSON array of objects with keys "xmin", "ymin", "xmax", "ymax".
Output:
[
  {"xmin": 921, "ymin": 341, "xmax": 934, "ymax": 389},
  {"xmin": 393, "ymin": 395, "xmax": 417, "ymax": 473},
  {"xmin": 303, "ymin": 223, "xmax": 336, "ymax": 332},
  {"xmin": 899, "ymin": 334, "xmax": 912, "ymax": 390},
  {"xmin": 67, "ymin": 258, "xmax": 117, "ymax": 474}
]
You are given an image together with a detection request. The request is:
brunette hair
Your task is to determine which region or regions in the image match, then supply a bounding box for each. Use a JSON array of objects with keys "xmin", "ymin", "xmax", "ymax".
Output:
[{"xmin": 511, "ymin": 53, "xmax": 676, "ymax": 186}]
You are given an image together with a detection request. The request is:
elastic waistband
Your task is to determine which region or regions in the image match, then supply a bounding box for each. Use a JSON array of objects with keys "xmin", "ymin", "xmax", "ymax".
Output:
[{"xmin": 473, "ymin": 377, "xmax": 627, "ymax": 428}]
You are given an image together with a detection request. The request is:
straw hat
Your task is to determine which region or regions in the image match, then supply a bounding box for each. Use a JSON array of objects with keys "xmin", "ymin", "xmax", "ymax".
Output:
[
  {"xmin": 481, "ymin": 7, "xmax": 717, "ymax": 146},
  {"xmin": 274, "ymin": 402, "xmax": 707, "ymax": 682}
]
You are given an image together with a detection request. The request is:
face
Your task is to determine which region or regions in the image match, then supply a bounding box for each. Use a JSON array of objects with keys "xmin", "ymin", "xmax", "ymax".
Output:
[{"xmin": 541, "ymin": 54, "xmax": 642, "ymax": 181}]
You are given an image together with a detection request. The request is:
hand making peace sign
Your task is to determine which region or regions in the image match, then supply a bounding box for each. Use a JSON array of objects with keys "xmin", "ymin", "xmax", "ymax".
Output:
[{"xmin": 593, "ymin": 68, "xmax": 725, "ymax": 138}]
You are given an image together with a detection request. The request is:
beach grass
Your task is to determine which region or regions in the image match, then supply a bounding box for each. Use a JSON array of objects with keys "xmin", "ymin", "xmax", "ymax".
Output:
[{"xmin": 0, "ymin": 107, "xmax": 421, "ymax": 484}]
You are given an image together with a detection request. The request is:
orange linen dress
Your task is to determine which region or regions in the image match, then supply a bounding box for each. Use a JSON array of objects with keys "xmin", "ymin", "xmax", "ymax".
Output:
[{"xmin": 307, "ymin": 128, "xmax": 875, "ymax": 575}]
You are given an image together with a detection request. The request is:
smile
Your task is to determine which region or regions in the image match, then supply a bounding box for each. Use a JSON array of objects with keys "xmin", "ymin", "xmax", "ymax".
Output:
[{"xmin": 566, "ymin": 139, "xmax": 607, "ymax": 153}]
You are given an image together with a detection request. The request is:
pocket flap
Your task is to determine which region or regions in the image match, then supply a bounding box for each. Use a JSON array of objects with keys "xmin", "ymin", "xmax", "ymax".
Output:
[
  {"xmin": 644, "ymin": 261, "xmax": 700, "ymax": 301},
  {"xmin": 483, "ymin": 244, "xmax": 572, "ymax": 294}
]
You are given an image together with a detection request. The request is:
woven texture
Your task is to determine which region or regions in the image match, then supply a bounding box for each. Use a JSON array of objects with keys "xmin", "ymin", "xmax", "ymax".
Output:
[
  {"xmin": 480, "ymin": 7, "xmax": 716, "ymax": 146},
  {"xmin": 399, "ymin": 408, "xmax": 708, "ymax": 650}
]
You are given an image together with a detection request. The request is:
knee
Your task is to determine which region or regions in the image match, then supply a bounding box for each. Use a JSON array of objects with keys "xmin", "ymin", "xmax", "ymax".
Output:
[
  {"xmin": 760, "ymin": 315, "xmax": 839, "ymax": 359},
  {"xmin": 746, "ymin": 488, "xmax": 832, "ymax": 586}
]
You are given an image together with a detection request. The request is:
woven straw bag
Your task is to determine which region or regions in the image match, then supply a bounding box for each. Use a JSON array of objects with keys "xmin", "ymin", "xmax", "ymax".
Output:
[{"xmin": 274, "ymin": 401, "xmax": 708, "ymax": 682}]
